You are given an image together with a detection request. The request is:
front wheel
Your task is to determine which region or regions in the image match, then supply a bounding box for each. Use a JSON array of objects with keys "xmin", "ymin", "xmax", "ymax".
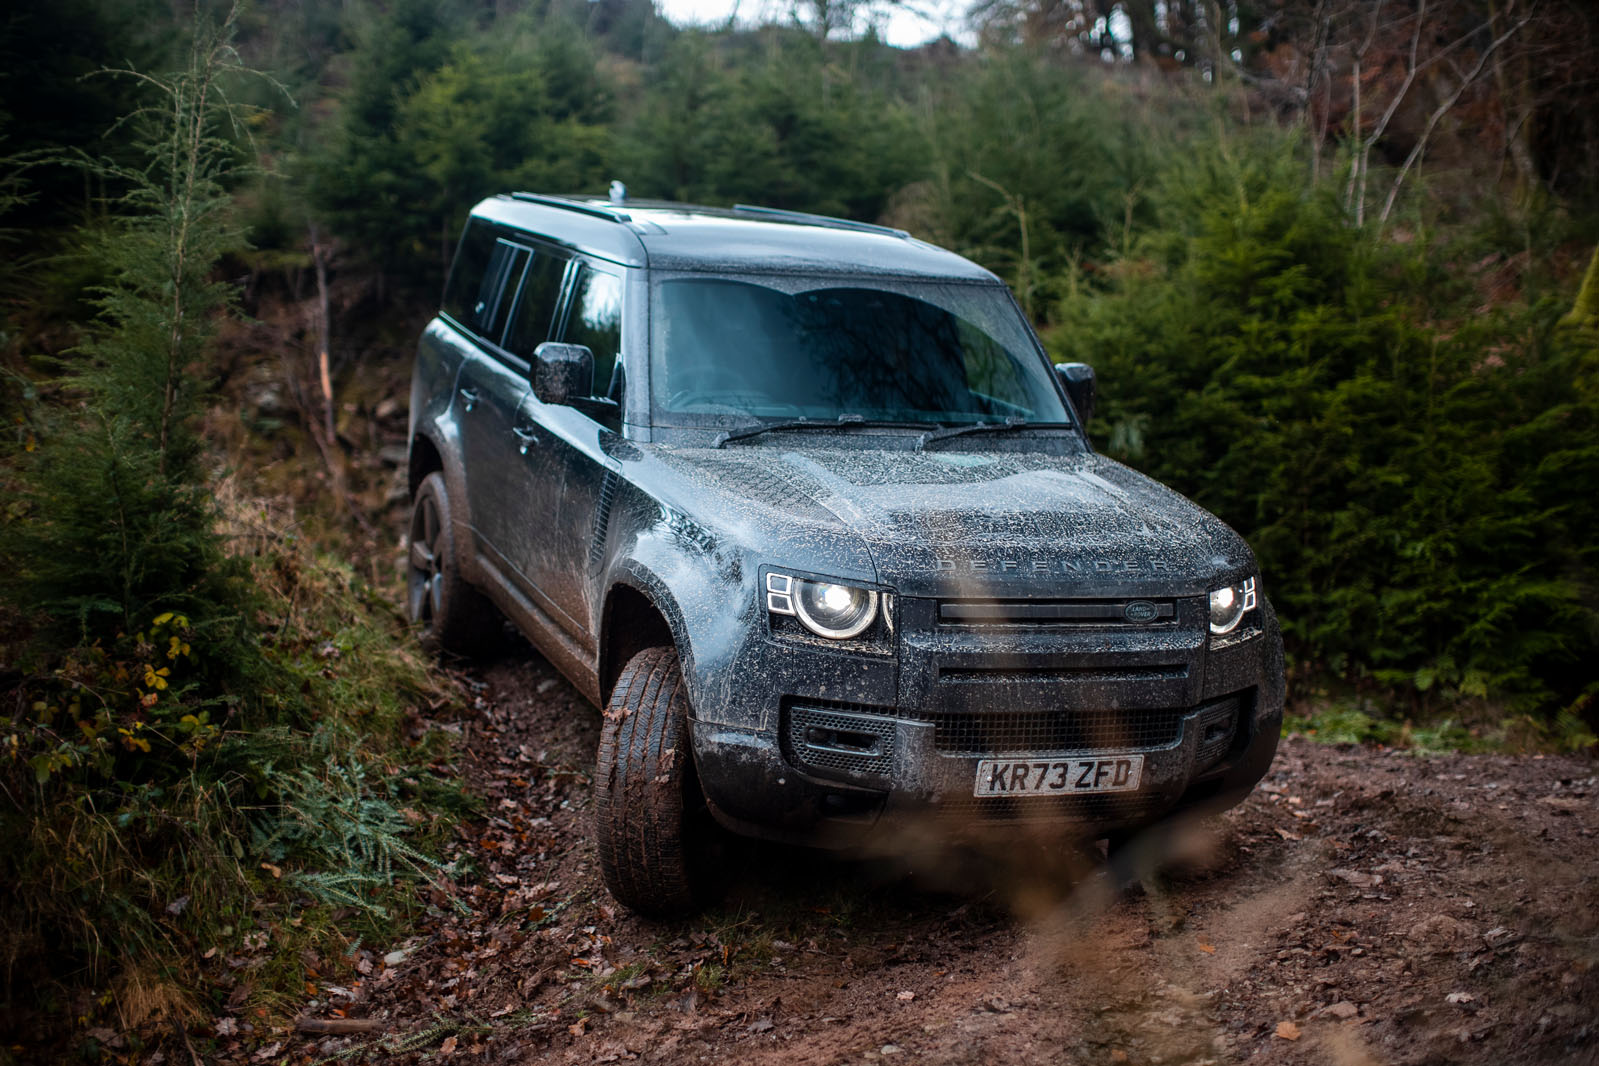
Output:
[
  {"xmin": 406, "ymin": 471, "xmax": 499, "ymax": 656},
  {"xmin": 594, "ymin": 646, "xmax": 720, "ymax": 916}
]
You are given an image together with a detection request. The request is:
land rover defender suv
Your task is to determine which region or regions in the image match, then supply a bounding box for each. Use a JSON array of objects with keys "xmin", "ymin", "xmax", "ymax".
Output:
[{"xmin": 406, "ymin": 192, "xmax": 1285, "ymax": 915}]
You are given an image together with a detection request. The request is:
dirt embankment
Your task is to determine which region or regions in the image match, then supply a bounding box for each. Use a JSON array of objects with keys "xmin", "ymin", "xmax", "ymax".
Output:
[{"xmin": 281, "ymin": 650, "xmax": 1598, "ymax": 1066}]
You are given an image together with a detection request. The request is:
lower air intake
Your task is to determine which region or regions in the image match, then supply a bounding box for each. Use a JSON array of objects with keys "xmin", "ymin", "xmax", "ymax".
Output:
[{"xmin": 784, "ymin": 704, "xmax": 896, "ymax": 779}]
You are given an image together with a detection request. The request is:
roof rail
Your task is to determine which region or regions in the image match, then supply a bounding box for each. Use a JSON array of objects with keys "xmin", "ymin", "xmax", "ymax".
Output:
[
  {"xmin": 510, "ymin": 191, "xmax": 631, "ymax": 223},
  {"xmin": 731, "ymin": 204, "xmax": 908, "ymax": 239}
]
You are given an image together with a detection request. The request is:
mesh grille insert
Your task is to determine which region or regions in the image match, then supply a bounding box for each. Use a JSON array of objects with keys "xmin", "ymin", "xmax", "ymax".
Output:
[
  {"xmin": 784, "ymin": 703, "xmax": 896, "ymax": 779},
  {"xmin": 900, "ymin": 693, "xmax": 1246, "ymax": 757},
  {"xmin": 899, "ymin": 706, "xmax": 1188, "ymax": 755}
]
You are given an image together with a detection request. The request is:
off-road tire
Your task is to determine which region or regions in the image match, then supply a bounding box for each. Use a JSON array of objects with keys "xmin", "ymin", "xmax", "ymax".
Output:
[
  {"xmin": 406, "ymin": 472, "xmax": 499, "ymax": 656},
  {"xmin": 594, "ymin": 646, "xmax": 718, "ymax": 916}
]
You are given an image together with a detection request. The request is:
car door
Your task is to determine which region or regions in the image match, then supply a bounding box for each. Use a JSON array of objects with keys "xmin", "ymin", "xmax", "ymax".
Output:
[
  {"xmin": 453, "ymin": 235, "xmax": 532, "ymax": 576},
  {"xmin": 494, "ymin": 245, "xmax": 580, "ymax": 626},
  {"xmin": 508, "ymin": 258, "xmax": 627, "ymax": 648},
  {"xmin": 456, "ymin": 236, "xmax": 570, "ymax": 585}
]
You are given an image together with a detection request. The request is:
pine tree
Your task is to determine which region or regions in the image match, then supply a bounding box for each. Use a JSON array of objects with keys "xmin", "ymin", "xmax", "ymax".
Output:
[{"xmin": 5, "ymin": 6, "xmax": 261, "ymax": 643}]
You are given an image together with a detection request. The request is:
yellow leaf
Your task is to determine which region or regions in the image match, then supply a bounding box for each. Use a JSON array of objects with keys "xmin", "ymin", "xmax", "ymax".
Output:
[{"xmin": 153, "ymin": 612, "xmax": 174, "ymax": 626}]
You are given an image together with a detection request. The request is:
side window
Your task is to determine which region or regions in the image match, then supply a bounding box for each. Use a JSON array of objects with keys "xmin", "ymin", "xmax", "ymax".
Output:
[
  {"xmin": 441, "ymin": 219, "xmax": 496, "ymax": 329},
  {"xmin": 504, "ymin": 251, "xmax": 569, "ymax": 361},
  {"xmin": 563, "ymin": 264, "xmax": 623, "ymax": 397},
  {"xmin": 483, "ymin": 241, "xmax": 530, "ymax": 345}
]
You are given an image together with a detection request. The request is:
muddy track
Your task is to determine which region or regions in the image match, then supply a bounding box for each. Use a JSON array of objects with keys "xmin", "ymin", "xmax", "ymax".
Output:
[{"xmin": 286, "ymin": 648, "xmax": 1598, "ymax": 1066}]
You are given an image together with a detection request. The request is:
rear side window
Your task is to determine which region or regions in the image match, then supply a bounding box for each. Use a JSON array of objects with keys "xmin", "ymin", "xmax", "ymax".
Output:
[
  {"xmin": 504, "ymin": 251, "xmax": 568, "ymax": 361},
  {"xmin": 441, "ymin": 220, "xmax": 496, "ymax": 329},
  {"xmin": 564, "ymin": 264, "xmax": 623, "ymax": 396},
  {"xmin": 482, "ymin": 241, "xmax": 531, "ymax": 345}
]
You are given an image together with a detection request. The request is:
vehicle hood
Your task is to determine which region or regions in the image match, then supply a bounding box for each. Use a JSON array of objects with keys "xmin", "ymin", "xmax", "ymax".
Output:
[{"xmin": 654, "ymin": 443, "xmax": 1254, "ymax": 598}]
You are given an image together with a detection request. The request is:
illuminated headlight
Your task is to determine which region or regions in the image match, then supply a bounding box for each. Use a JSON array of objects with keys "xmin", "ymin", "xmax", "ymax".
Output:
[
  {"xmin": 1208, "ymin": 576, "xmax": 1257, "ymax": 635},
  {"xmin": 766, "ymin": 573, "xmax": 879, "ymax": 640}
]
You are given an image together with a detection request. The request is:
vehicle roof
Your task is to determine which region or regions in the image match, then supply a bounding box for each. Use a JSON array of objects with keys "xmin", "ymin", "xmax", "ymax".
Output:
[{"xmin": 469, "ymin": 194, "xmax": 999, "ymax": 282}]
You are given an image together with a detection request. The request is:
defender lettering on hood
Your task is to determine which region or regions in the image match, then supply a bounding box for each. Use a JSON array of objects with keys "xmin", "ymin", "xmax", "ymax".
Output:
[{"xmin": 407, "ymin": 192, "xmax": 1287, "ymax": 917}]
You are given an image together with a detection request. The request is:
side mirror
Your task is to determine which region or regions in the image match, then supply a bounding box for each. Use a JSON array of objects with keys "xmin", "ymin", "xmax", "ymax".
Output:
[
  {"xmin": 532, "ymin": 342, "xmax": 594, "ymax": 406},
  {"xmin": 1054, "ymin": 362, "xmax": 1096, "ymax": 425}
]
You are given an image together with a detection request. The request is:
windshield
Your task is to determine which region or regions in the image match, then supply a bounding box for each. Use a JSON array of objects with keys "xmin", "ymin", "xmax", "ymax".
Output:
[{"xmin": 648, "ymin": 275, "xmax": 1071, "ymax": 427}]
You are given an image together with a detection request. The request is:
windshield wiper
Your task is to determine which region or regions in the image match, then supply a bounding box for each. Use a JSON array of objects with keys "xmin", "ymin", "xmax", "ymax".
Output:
[
  {"xmin": 916, "ymin": 417, "xmax": 1077, "ymax": 450},
  {"xmin": 715, "ymin": 414, "xmax": 927, "ymax": 448}
]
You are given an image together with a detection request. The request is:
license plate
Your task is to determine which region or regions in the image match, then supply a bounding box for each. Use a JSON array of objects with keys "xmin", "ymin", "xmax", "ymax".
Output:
[{"xmin": 973, "ymin": 755, "xmax": 1144, "ymax": 797}]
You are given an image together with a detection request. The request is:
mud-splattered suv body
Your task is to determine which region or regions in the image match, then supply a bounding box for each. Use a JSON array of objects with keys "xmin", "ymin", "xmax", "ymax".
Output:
[{"xmin": 407, "ymin": 193, "xmax": 1285, "ymax": 913}]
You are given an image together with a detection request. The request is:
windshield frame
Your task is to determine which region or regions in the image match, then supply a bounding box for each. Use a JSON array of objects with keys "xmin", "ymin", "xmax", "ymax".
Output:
[{"xmin": 643, "ymin": 269, "xmax": 1077, "ymax": 435}]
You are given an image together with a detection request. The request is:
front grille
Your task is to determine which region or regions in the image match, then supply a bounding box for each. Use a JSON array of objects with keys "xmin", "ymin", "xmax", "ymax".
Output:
[
  {"xmin": 899, "ymin": 706, "xmax": 1188, "ymax": 755},
  {"xmin": 939, "ymin": 599, "xmax": 1176, "ymax": 626},
  {"xmin": 784, "ymin": 703, "xmax": 896, "ymax": 779},
  {"xmin": 931, "ymin": 792, "xmax": 1169, "ymax": 824},
  {"xmin": 900, "ymin": 691, "xmax": 1248, "ymax": 757}
]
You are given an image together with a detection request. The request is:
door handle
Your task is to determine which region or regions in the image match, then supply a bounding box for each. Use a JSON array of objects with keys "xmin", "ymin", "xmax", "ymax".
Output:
[
  {"xmin": 458, "ymin": 387, "xmax": 480, "ymax": 412},
  {"xmin": 512, "ymin": 425, "xmax": 539, "ymax": 454}
]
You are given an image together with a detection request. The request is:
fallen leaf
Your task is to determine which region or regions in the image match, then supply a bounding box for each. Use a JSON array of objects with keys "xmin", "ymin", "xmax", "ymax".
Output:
[
  {"xmin": 1111, "ymin": 1052, "xmax": 1129, "ymax": 1064},
  {"xmin": 260, "ymin": 862, "xmax": 282, "ymax": 879},
  {"xmin": 1446, "ymin": 992, "xmax": 1476, "ymax": 1005},
  {"xmin": 1324, "ymin": 1001, "xmax": 1359, "ymax": 1019},
  {"xmin": 897, "ymin": 990, "xmax": 916, "ymax": 1001},
  {"xmin": 1197, "ymin": 942, "xmax": 1216, "ymax": 954},
  {"xmin": 1275, "ymin": 1021, "xmax": 1302, "ymax": 1041},
  {"xmin": 1275, "ymin": 828, "xmax": 1301, "ymax": 841},
  {"xmin": 440, "ymin": 1034, "xmax": 458, "ymax": 1055}
]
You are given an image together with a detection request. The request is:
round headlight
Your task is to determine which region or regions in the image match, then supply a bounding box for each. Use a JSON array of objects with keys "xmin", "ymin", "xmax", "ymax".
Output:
[
  {"xmin": 1209, "ymin": 577, "xmax": 1257, "ymax": 635},
  {"xmin": 793, "ymin": 580, "xmax": 878, "ymax": 640}
]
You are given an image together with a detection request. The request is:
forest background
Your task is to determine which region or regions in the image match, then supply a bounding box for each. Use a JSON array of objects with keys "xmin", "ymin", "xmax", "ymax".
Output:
[{"xmin": 0, "ymin": 0, "xmax": 1596, "ymax": 1056}]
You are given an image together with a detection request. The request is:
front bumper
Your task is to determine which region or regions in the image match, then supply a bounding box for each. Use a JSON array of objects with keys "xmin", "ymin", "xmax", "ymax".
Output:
[{"xmin": 689, "ymin": 596, "xmax": 1285, "ymax": 847}]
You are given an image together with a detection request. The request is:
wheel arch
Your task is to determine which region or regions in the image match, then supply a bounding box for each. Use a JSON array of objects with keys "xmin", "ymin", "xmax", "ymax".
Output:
[
  {"xmin": 599, "ymin": 571, "xmax": 689, "ymax": 706},
  {"xmin": 408, "ymin": 431, "xmax": 445, "ymax": 500}
]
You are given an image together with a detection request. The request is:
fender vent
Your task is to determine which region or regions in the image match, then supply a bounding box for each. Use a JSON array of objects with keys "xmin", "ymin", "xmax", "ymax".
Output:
[{"xmin": 589, "ymin": 469, "xmax": 619, "ymax": 571}]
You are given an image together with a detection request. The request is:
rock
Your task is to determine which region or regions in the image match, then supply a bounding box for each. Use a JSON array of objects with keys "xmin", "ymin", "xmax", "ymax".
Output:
[
  {"xmin": 1324, "ymin": 1001, "xmax": 1359, "ymax": 1019},
  {"xmin": 1328, "ymin": 868, "xmax": 1380, "ymax": 888},
  {"xmin": 1406, "ymin": 914, "xmax": 1472, "ymax": 948}
]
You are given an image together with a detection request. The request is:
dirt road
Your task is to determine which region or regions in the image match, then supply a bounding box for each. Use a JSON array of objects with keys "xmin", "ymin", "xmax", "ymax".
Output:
[{"xmin": 286, "ymin": 650, "xmax": 1598, "ymax": 1066}]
